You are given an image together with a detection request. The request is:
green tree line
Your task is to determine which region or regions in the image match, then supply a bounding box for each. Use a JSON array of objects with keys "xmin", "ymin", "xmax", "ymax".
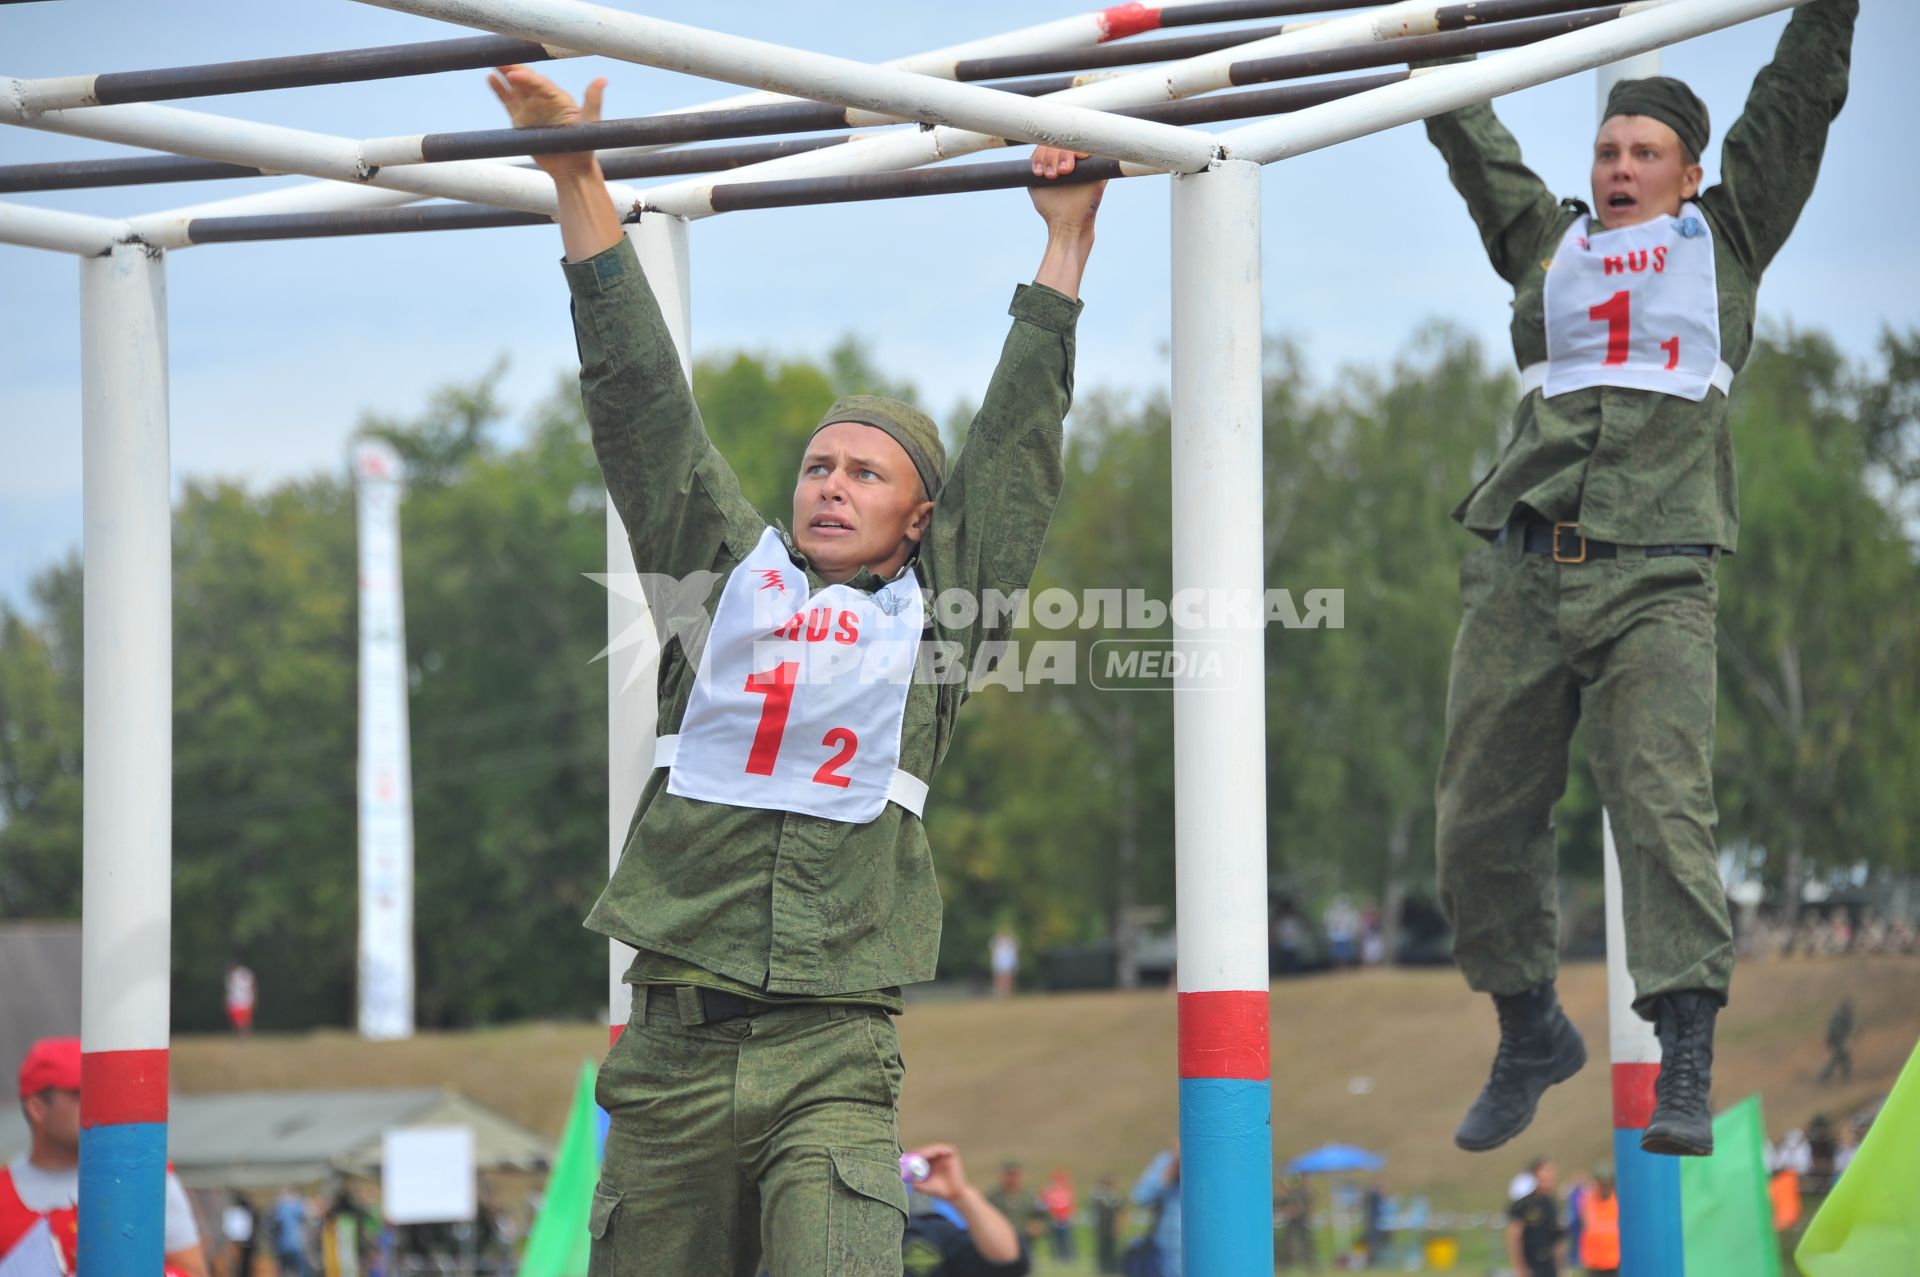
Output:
[{"xmin": 1, "ymin": 325, "xmax": 1913, "ymax": 1031}]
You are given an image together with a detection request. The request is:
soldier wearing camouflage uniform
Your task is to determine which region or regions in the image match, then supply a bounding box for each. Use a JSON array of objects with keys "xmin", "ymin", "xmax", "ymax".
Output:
[
  {"xmin": 490, "ymin": 65, "xmax": 1104, "ymax": 1277},
  {"xmin": 1426, "ymin": 0, "xmax": 1858, "ymax": 1156}
]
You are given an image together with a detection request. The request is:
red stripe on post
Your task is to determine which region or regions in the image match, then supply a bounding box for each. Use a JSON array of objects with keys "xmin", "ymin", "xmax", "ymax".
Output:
[
  {"xmin": 79, "ymin": 1049, "xmax": 168, "ymax": 1127},
  {"xmin": 1098, "ymin": 3, "xmax": 1164, "ymax": 41},
  {"xmin": 1612, "ymin": 1061, "xmax": 1660, "ymax": 1129},
  {"xmin": 1178, "ymin": 990, "xmax": 1270, "ymax": 1080},
  {"xmin": 608, "ymin": 1023, "xmax": 623, "ymax": 1048}
]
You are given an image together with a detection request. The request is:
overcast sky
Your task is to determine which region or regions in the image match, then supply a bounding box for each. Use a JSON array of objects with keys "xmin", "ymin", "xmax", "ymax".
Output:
[{"xmin": 3, "ymin": 1, "xmax": 1914, "ymax": 608}]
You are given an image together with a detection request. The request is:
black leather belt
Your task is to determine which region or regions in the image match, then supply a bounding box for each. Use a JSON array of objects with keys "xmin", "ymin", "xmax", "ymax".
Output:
[
  {"xmin": 689, "ymin": 987, "xmax": 762, "ymax": 1023},
  {"xmin": 1504, "ymin": 515, "xmax": 1713, "ymax": 565}
]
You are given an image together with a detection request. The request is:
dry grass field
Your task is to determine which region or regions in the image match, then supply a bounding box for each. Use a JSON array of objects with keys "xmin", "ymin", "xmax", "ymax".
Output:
[{"xmin": 172, "ymin": 954, "xmax": 1919, "ymax": 1210}]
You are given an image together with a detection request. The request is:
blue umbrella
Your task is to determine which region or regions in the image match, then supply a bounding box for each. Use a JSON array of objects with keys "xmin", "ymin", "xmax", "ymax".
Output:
[{"xmin": 1286, "ymin": 1143, "xmax": 1386, "ymax": 1175}]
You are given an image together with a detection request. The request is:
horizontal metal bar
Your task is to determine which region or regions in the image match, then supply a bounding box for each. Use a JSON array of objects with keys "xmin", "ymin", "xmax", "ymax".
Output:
[
  {"xmin": 409, "ymin": 99, "xmax": 855, "ymax": 163},
  {"xmin": 955, "ymin": 23, "xmax": 1296, "ymax": 81},
  {"xmin": 1228, "ymin": 3, "xmax": 1625, "ymax": 82},
  {"xmin": 88, "ymin": 35, "xmax": 569, "ymax": 106},
  {"xmin": 0, "ymin": 128, "xmax": 858, "ymax": 194},
  {"xmin": 1430, "ymin": 0, "xmax": 1616, "ymax": 29},
  {"xmin": 596, "ymin": 134, "xmax": 853, "ymax": 181},
  {"xmin": 186, "ymin": 202, "xmax": 550, "ymax": 243},
  {"xmin": 1154, "ymin": 0, "xmax": 1389, "ymax": 23},
  {"xmin": 706, "ymin": 155, "xmax": 1125, "ymax": 213},
  {"xmin": 0, "ymin": 154, "xmax": 264, "ymax": 192},
  {"xmin": 1131, "ymin": 68, "xmax": 1406, "ymax": 121}
]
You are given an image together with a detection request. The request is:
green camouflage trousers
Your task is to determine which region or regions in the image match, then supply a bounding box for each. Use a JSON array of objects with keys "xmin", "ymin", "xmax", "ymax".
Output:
[
  {"xmin": 590, "ymin": 985, "xmax": 908, "ymax": 1277},
  {"xmin": 1434, "ymin": 536, "xmax": 1735, "ymax": 1016}
]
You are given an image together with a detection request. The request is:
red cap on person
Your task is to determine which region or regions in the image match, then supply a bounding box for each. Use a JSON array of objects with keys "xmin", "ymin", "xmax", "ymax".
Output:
[{"xmin": 17, "ymin": 1037, "xmax": 82, "ymax": 1099}]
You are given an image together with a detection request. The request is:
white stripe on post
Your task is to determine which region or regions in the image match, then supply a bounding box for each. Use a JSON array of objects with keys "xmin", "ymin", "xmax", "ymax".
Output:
[
  {"xmin": 606, "ymin": 213, "xmax": 689, "ymax": 1034},
  {"xmin": 1603, "ymin": 814, "xmax": 1660, "ymax": 1064},
  {"xmin": 1170, "ymin": 159, "xmax": 1269, "ymax": 996},
  {"xmin": 79, "ymin": 243, "xmax": 172, "ymax": 1058}
]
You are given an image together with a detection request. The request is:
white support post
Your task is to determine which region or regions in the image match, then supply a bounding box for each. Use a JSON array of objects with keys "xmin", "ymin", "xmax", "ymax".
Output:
[
  {"xmin": 1592, "ymin": 43, "xmax": 1687, "ymax": 1277},
  {"xmin": 1169, "ymin": 157, "xmax": 1273, "ymax": 1277},
  {"xmin": 606, "ymin": 213, "xmax": 689, "ymax": 1042},
  {"xmin": 76, "ymin": 242, "xmax": 172, "ymax": 1276}
]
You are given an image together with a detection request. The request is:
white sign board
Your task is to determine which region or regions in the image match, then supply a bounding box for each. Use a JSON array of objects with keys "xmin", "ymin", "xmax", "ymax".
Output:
[{"xmin": 382, "ymin": 1125, "xmax": 476, "ymax": 1224}]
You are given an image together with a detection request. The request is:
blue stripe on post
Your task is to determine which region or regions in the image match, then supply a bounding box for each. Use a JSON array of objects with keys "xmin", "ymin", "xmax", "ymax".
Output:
[
  {"xmin": 1179, "ymin": 1077, "xmax": 1273, "ymax": 1276},
  {"xmin": 1613, "ymin": 1126, "xmax": 1685, "ymax": 1277},
  {"xmin": 78, "ymin": 1122, "xmax": 168, "ymax": 1275}
]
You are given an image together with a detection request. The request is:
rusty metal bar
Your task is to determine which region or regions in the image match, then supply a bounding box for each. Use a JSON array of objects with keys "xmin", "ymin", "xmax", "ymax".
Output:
[
  {"xmin": 85, "ymin": 35, "xmax": 565, "ymax": 105},
  {"xmin": 1229, "ymin": 0, "xmax": 1626, "ymax": 80}
]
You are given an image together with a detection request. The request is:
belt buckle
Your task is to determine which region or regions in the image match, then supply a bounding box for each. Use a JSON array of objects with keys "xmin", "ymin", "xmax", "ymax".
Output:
[{"xmin": 1551, "ymin": 522, "xmax": 1588, "ymax": 565}]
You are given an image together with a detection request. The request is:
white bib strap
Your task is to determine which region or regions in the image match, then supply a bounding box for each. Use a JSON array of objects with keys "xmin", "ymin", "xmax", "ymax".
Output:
[
  {"xmin": 1519, "ymin": 358, "xmax": 1732, "ymax": 399},
  {"xmin": 652, "ymin": 734, "xmax": 927, "ymax": 818}
]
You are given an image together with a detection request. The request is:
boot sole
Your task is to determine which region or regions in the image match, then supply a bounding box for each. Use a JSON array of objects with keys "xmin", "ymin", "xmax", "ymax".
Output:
[
  {"xmin": 1639, "ymin": 1126, "xmax": 1713, "ymax": 1157},
  {"xmin": 1453, "ymin": 1033, "xmax": 1588, "ymax": 1153}
]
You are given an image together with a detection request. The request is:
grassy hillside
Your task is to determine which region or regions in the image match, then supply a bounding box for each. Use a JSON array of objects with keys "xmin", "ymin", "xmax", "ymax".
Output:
[{"xmin": 172, "ymin": 955, "xmax": 1918, "ymax": 1209}]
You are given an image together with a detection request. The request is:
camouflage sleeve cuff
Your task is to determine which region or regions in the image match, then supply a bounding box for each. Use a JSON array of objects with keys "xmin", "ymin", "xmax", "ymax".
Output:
[
  {"xmin": 560, "ymin": 235, "xmax": 640, "ymax": 297},
  {"xmin": 1010, "ymin": 281, "xmax": 1084, "ymax": 334}
]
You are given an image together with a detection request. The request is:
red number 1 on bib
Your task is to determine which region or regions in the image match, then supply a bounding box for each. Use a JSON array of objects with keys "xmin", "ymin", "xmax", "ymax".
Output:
[
  {"xmin": 1590, "ymin": 290, "xmax": 1682, "ymax": 370},
  {"xmin": 744, "ymin": 662, "xmax": 860, "ymax": 785},
  {"xmin": 1590, "ymin": 290, "xmax": 1632, "ymax": 366}
]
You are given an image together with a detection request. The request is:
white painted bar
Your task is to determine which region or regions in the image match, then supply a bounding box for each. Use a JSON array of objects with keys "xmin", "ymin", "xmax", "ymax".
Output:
[
  {"xmin": 0, "ymin": 201, "xmax": 130, "ymax": 255},
  {"xmin": 78, "ymin": 243, "xmax": 172, "ymax": 1057},
  {"xmin": 1170, "ymin": 159, "xmax": 1269, "ymax": 995},
  {"xmin": 352, "ymin": 0, "xmax": 1220, "ymax": 173},
  {"xmin": 1219, "ymin": 0, "xmax": 1805, "ymax": 164},
  {"xmin": 606, "ymin": 213, "xmax": 687, "ymax": 1032}
]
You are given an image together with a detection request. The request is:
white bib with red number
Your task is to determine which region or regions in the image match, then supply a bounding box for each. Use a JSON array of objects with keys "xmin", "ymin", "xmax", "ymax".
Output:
[
  {"xmin": 1540, "ymin": 202, "xmax": 1722, "ymax": 402},
  {"xmin": 660, "ymin": 527, "xmax": 926, "ymax": 824}
]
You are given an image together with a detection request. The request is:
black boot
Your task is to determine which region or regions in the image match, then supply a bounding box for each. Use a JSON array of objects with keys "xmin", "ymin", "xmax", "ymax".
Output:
[
  {"xmin": 1641, "ymin": 990, "xmax": 1720, "ymax": 1156},
  {"xmin": 1454, "ymin": 982, "xmax": 1588, "ymax": 1152}
]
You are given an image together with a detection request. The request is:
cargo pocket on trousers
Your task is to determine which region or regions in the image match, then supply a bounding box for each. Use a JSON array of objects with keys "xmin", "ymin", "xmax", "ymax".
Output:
[
  {"xmin": 826, "ymin": 1147, "xmax": 908, "ymax": 1275},
  {"xmin": 585, "ymin": 1183, "xmax": 623, "ymax": 1277}
]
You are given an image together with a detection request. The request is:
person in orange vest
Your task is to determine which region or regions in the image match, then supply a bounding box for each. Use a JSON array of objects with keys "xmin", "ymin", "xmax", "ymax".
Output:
[
  {"xmin": 1768, "ymin": 1164, "xmax": 1802, "ymax": 1233},
  {"xmin": 1576, "ymin": 1164, "xmax": 1620, "ymax": 1276},
  {"xmin": 2, "ymin": 1038, "xmax": 207, "ymax": 1276}
]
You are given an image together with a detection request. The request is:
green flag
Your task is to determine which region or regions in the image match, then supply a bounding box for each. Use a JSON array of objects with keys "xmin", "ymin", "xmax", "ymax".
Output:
[
  {"xmin": 519, "ymin": 1058, "xmax": 600, "ymax": 1277},
  {"xmin": 1797, "ymin": 1038, "xmax": 1920, "ymax": 1276},
  {"xmin": 1680, "ymin": 1094, "xmax": 1780, "ymax": 1277}
]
